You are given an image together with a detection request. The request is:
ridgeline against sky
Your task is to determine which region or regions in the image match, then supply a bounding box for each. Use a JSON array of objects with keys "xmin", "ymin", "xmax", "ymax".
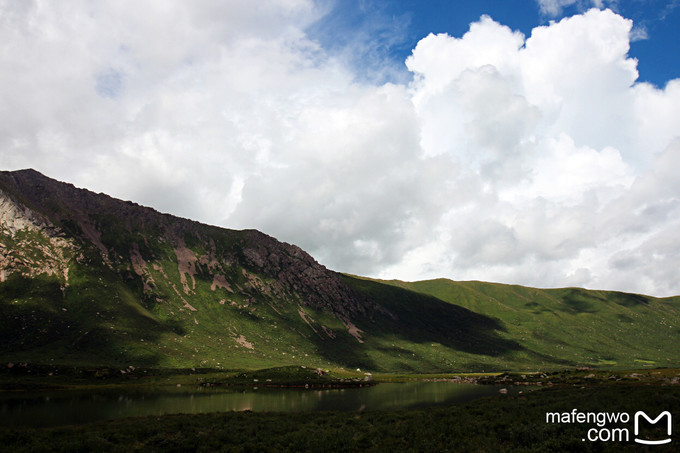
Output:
[{"xmin": 1, "ymin": 0, "xmax": 679, "ymax": 296}]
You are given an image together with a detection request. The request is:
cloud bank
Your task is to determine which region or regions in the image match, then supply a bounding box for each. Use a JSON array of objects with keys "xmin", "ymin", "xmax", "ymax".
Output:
[{"xmin": 1, "ymin": 2, "xmax": 679, "ymax": 295}]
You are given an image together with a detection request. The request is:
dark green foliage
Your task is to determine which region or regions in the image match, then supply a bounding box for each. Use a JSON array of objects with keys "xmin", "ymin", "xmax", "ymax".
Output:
[
  {"xmin": 1, "ymin": 384, "xmax": 678, "ymax": 452},
  {"xmin": 0, "ymin": 274, "xmax": 65, "ymax": 351},
  {"xmin": 202, "ymin": 365, "xmax": 370, "ymax": 387}
]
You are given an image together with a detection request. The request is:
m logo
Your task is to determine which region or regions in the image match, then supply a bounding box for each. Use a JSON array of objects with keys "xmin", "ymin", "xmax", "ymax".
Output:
[{"xmin": 634, "ymin": 411, "xmax": 672, "ymax": 445}]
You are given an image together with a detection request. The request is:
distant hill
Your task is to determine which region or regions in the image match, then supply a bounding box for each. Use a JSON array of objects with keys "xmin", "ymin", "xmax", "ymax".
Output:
[
  {"xmin": 373, "ymin": 278, "xmax": 680, "ymax": 370},
  {"xmin": 1, "ymin": 169, "xmax": 679, "ymax": 372}
]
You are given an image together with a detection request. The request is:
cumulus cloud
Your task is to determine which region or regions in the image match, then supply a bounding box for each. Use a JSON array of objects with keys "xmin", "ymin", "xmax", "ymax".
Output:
[
  {"xmin": 384, "ymin": 9, "xmax": 680, "ymax": 295},
  {"xmin": 1, "ymin": 2, "xmax": 679, "ymax": 295}
]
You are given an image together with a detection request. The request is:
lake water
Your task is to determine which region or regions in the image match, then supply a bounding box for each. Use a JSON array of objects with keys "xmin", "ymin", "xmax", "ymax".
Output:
[{"xmin": 0, "ymin": 382, "xmax": 529, "ymax": 427}]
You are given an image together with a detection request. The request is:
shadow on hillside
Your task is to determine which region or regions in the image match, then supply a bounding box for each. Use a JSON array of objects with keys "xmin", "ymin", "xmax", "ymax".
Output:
[
  {"xmin": 265, "ymin": 300, "xmax": 380, "ymax": 370},
  {"xmin": 609, "ymin": 291, "xmax": 651, "ymax": 306},
  {"xmin": 555, "ymin": 288, "xmax": 652, "ymax": 314},
  {"xmin": 342, "ymin": 276, "xmax": 524, "ymax": 358},
  {"xmin": 0, "ymin": 271, "xmax": 169, "ymax": 367},
  {"xmin": 558, "ymin": 289, "xmax": 601, "ymax": 313}
]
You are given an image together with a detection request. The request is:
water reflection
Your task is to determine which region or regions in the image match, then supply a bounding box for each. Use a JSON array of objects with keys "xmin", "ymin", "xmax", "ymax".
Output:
[{"xmin": 0, "ymin": 383, "xmax": 528, "ymax": 427}]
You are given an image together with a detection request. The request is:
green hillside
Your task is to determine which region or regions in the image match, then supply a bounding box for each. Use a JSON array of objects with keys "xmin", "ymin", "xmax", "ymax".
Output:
[
  {"xmin": 0, "ymin": 222, "xmax": 369, "ymax": 371},
  {"xmin": 373, "ymin": 278, "xmax": 680, "ymax": 370},
  {"xmin": 2, "ymin": 169, "xmax": 680, "ymax": 373}
]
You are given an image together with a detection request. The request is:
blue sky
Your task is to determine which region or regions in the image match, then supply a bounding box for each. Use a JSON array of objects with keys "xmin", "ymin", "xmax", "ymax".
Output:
[
  {"xmin": 311, "ymin": 0, "xmax": 679, "ymax": 86},
  {"xmin": 2, "ymin": 0, "xmax": 680, "ymax": 296}
]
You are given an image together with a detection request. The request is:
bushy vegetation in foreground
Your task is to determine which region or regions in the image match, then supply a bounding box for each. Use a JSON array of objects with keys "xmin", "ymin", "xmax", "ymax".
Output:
[{"xmin": 2, "ymin": 384, "xmax": 678, "ymax": 452}]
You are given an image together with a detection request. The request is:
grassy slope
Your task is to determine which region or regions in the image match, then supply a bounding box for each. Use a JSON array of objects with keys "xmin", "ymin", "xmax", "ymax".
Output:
[
  {"xmin": 339, "ymin": 275, "xmax": 525, "ymax": 372},
  {"xmin": 0, "ymin": 191, "xmax": 548, "ymax": 373},
  {"xmin": 0, "ymin": 253, "xmax": 359, "ymax": 371},
  {"xmin": 4, "ymin": 229, "xmax": 680, "ymax": 373},
  {"xmin": 1, "ymin": 216, "xmax": 378, "ymax": 371},
  {"xmin": 372, "ymin": 278, "xmax": 680, "ymax": 370}
]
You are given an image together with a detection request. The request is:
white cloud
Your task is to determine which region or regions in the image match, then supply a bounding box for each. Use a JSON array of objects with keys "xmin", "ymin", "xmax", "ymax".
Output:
[
  {"xmin": 1, "ymin": 3, "xmax": 679, "ymax": 295},
  {"xmin": 537, "ymin": 0, "xmax": 580, "ymax": 17},
  {"xmin": 229, "ymin": 83, "xmax": 454, "ymax": 275},
  {"xmin": 629, "ymin": 25, "xmax": 649, "ymax": 41},
  {"xmin": 386, "ymin": 10, "xmax": 680, "ymax": 295},
  {"xmin": 536, "ymin": 0, "xmax": 611, "ymax": 17}
]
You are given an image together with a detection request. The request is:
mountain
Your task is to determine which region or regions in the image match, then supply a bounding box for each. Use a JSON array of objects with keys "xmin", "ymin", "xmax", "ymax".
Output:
[{"xmin": 1, "ymin": 169, "xmax": 679, "ymax": 372}]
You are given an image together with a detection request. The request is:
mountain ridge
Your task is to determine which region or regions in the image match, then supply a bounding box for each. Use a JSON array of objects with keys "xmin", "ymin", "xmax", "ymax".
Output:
[
  {"xmin": 0, "ymin": 169, "xmax": 372, "ymax": 318},
  {"xmin": 1, "ymin": 169, "xmax": 679, "ymax": 372}
]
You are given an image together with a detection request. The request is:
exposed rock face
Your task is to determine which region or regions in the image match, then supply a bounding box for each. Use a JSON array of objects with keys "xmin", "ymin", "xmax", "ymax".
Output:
[
  {"xmin": 0, "ymin": 181, "xmax": 76, "ymax": 284},
  {"xmin": 0, "ymin": 188, "xmax": 48, "ymax": 234},
  {"xmin": 237, "ymin": 230, "xmax": 371, "ymax": 318},
  {"xmin": 0, "ymin": 169, "xmax": 372, "ymax": 321}
]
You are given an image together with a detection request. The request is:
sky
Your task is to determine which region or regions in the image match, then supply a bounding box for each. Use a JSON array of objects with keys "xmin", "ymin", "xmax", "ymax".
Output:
[{"xmin": 1, "ymin": 0, "xmax": 680, "ymax": 296}]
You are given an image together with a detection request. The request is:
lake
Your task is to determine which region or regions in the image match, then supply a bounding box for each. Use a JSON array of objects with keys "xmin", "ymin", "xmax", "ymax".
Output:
[{"xmin": 0, "ymin": 382, "xmax": 529, "ymax": 427}]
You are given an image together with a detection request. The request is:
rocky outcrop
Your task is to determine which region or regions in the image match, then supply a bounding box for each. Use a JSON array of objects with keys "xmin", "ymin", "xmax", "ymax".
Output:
[
  {"xmin": 0, "ymin": 169, "xmax": 376, "ymax": 321},
  {"xmin": 0, "ymin": 183, "xmax": 76, "ymax": 284},
  {"xmin": 237, "ymin": 230, "xmax": 371, "ymax": 318},
  {"xmin": 0, "ymin": 185, "xmax": 53, "ymax": 235}
]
